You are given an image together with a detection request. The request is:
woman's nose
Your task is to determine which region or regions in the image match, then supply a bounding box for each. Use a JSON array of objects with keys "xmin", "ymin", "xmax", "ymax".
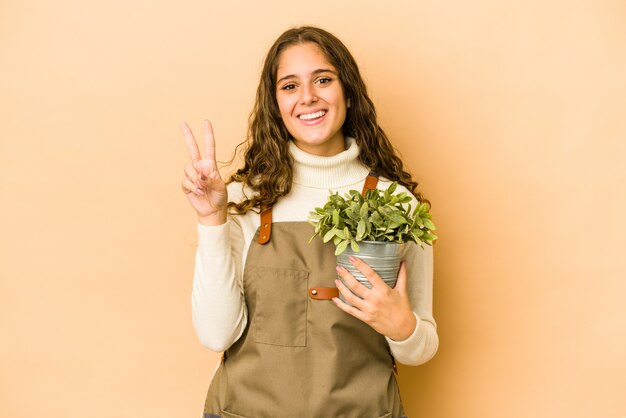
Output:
[{"xmin": 299, "ymin": 84, "xmax": 318, "ymax": 105}]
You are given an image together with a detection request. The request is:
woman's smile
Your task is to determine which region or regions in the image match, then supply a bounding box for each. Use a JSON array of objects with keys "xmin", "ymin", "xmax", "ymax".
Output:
[{"xmin": 298, "ymin": 109, "xmax": 327, "ymax": 122}]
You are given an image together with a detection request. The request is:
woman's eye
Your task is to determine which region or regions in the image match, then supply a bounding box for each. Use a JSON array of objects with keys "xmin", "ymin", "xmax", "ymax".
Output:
[
  {"xmin": 281, "ymin": 84, "xmax": 296, "ymax": 91},
  {"xmin": 317, "ymin": 77, "xmax": 332, "ymax": 84}
]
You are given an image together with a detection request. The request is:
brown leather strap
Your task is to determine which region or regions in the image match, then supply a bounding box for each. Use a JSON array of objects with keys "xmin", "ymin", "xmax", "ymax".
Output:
[
  {"xmin": 308, "ymin": 287, "xmax": 339, "ymax": 300},
  {"xmin": 258, "ymin": 209, "xmax": 272, "ymax": 244},
  {"xmin": 361, "ymin": 173, "xmax": 379, "ymax": 196}
]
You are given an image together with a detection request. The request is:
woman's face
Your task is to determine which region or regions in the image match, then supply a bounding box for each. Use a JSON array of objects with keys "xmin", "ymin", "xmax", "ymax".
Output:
[{"xmin": 275, "ymin": 42, "xmax": 347, "ymax": 156}]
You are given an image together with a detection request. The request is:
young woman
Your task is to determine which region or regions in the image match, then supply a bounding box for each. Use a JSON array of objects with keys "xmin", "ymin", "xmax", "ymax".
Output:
[{"xmin": 181, "ymin": 26, "xmax": 438, "ymax": 418}]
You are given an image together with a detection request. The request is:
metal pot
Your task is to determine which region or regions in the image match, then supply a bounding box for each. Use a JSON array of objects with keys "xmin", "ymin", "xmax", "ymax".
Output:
[{"xmin": 336, "ymin": 241, "xmax": 406, "ymax": 304}]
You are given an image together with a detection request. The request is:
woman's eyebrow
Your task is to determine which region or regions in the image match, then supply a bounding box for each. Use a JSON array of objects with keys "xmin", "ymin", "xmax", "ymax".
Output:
[{"xmin": 276, "ymin": 68, "xmax": 338, "ymax": 84}]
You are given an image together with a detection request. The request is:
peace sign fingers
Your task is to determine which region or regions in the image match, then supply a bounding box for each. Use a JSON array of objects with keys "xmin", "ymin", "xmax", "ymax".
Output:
[{"xmin": 179, "ymin": 119, "xmax": 228, "ymax": 226}]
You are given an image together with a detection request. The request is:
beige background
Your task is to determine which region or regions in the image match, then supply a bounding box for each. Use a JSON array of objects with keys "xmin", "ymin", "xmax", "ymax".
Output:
[{"xmin": 1, "ymin": 0, "xmax": 625, "ymax": 417}]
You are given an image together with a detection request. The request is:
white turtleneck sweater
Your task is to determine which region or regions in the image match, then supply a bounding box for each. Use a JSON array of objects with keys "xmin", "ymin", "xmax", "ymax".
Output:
[{"xmin": 191, "ymin": 138, "xmax": 439, "ymax": 366}]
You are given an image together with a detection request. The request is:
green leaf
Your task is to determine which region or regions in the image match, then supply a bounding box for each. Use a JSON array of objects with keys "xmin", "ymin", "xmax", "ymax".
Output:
[
  {"xmin": 400, "ymin": 195, "xmax": 412, "ymax": 204},
  {"xmin": 377, "ymin": 206, "xmax": 391, "ymax": 217},
  {"xmin": 356, "ymin": 219, "xmax": 366, "ymax": 240},
  {"xmin": 388, "ymin": 213, "xmax": 407, "ymax": 224},
  {"xmin": 335, "ymin": 240, "xmax": 349, "ymax": 255},
  {"xmin": 348, "ymin": 190, "xmax": 361, "ymax": 200},
  {"xmin": 387, "ymin": 182, "xmax": 398, "ymax": 194},
  {"xmin": 422, "ymin": 232, "xmax": 437, "ymax": 242},
  {"xmin": 359, "ymin": 202, "xmax": 369, "ymax": 218},
  {"xmin": 424, "ymin": 218, "xmax": 436, "ymax": 231},
  {"xmin": 411, "ymin": 229, "xmax": 424, "ymax": 237},
  {"xmin": 350, "ymin": 240, "xmax": 360, "ymax": 252},
  {"xmin": 323, "ymin": 228, "xmax": 336, "ymax": 243}
]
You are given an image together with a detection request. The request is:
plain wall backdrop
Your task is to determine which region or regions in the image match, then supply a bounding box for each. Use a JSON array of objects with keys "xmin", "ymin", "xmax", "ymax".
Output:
[{"xmin": 1, "ymin": 1, "xmax": 625, "ymax": 417}]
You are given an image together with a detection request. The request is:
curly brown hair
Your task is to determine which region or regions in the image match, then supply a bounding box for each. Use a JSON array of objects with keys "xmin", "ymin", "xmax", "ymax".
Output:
[{"xmin": 228, "ymin": 26, "xmax": 424, "ymax": 214}]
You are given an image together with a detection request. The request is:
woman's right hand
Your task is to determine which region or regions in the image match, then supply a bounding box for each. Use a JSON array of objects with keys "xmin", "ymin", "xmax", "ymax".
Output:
[{"xmin": 180, "ymin": 120, "xmax": 228, "ymax": 226}]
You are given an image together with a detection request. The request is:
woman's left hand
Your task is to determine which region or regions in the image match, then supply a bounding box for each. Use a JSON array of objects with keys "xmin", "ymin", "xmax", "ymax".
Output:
[{"xmin": 334, "ymin": 257, "xmax": 417, "ymax": 341}]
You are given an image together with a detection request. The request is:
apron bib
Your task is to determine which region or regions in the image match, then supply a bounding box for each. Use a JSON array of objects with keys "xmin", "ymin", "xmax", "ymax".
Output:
[{"xmin": 203, "ymin": 176, "xmax": 406, "ymax": 418}]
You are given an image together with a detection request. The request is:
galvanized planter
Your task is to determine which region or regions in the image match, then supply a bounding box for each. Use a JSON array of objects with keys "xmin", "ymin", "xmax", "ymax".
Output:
[{"xmin": 336, "ymin": 241, "xmax": 406, "ymax": 304}]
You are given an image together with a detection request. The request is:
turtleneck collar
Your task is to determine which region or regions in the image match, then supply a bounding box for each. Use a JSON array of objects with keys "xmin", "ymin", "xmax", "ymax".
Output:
[{"xmin": 289, "ymin": 137, "xmax": 370, "ymax": 189}]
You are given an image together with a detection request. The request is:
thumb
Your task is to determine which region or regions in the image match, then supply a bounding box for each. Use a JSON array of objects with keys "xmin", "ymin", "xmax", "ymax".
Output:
[{"xmin": 393, "ymin": 261, "xmax": 408, "ymax": 296}]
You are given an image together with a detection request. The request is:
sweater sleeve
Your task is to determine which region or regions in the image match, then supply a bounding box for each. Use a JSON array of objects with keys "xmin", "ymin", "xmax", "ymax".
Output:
[
  {"xmin": 191, "ymin": 217, "xmax": 247, "ymax": 352},
  {"xmin": 386, "ymin": 243, "xmax": 439, "ymax": 366}
]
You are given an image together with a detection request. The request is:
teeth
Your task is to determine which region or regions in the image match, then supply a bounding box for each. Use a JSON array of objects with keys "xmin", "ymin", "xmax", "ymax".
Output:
[{"xmin": 299, "ymin": 110, "xmax": 326, "ymax": 120}]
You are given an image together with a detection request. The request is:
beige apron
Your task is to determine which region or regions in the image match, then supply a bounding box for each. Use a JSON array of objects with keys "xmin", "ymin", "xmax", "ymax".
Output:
[{"xmin": 203, "ymin": 176, "xmax": 406, "ymax": 418}]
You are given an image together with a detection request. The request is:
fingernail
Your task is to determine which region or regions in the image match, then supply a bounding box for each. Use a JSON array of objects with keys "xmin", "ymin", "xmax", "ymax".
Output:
[
  {"xmin": 335, "ymin": 266, "xmax": 342, "ymax": 273},
  {"xmin": 348, "ymin": 256, "xmax": 357, "ymax": 263},
  {"xmin": 332, "ymin": 297, "xmax": 339, "ymax": 304},
  {"xmin": 195, "ymin": 188, "xmax": 203, "ymax": 195}
]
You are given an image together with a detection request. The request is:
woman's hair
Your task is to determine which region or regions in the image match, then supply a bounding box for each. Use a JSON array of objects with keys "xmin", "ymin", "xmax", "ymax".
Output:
[{"xmin": 228, "ymin": 25, "xmax": 424, "ymax": 214}]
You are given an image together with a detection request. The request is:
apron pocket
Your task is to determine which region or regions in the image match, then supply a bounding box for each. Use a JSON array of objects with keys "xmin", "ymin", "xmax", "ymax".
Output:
[{"xmin": 252, "ymin": 266, "xmax": 308, "ymax": 347}]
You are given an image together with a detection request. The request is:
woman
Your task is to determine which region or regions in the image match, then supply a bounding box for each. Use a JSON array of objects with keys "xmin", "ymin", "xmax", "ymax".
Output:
[{"xmin": 181, "ymin": 26, "xmax": 438, "ymax": 418}]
